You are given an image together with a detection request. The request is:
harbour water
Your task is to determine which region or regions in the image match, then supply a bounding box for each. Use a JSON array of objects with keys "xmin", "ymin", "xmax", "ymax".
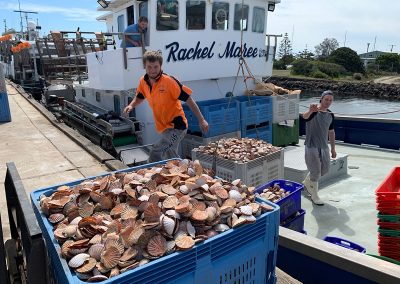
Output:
[{"xmin": 300, "ymin": 94, "xmax": 400, "ymax": 119}]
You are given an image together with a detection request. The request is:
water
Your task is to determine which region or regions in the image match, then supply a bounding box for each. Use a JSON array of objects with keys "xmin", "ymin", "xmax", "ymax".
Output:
[{"xmin": 300, "ymin": 94, "xmax": 400, "ymax": 119}]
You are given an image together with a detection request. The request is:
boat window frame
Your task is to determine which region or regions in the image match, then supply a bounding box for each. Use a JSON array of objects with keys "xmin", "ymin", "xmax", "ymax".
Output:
[
  {"xmin": 186, "ymin": 0, "xmax": 206, "ymax": 30},
  {"xmin": 81, "ymin": 89, "xmax": 85, "ymax": 98},
  {"xmin": 234, "ymin": 3, "xmax": 249, "ymax": 31},
  {"xmin": 156, "ymin": 0, "xmax": 179, "ymax": 31},
  {"xmin": 117, "ymin": 14, "xmax": 125, "ymax": 39},
  {"xmin": 252, "ymin": 6, "xmax": 265, "ymax": 34},
  {"xmin": 212, "ymin": 2, "xmax": 230, "ymax": 31}
]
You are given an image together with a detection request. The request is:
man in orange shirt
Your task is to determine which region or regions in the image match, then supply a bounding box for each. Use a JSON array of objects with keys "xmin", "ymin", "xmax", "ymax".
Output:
[{"xmin": 123, "ymin": 50, "xmax": 209, "ymax": 162}]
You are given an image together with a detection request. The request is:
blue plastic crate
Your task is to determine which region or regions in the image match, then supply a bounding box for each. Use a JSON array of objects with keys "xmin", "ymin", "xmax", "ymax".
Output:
[
  {"xmin": 30, "ymin": 161, "xmax": 280, "ymax": 284},
  {"xmin": 0, "ymin": 92, "xmax": 11, "ymax": 122},
  {"xmin": 256, "ymin": 179, "xmax": 304, "ymax": 222},
  {"xmin": 183, "ymin": 98, "xmax": 240, "ymax": 137},
  {"xmin": 323, "ymin": 236, "xmax": 366, "ymax": 253},
  {"xmin": 280, "ymin": 209, "xmax": 306, "ymax": 232},
  {"xmin": 233, "ymin": 96, "xmax": 272, "ymax": 128},
  {"xmin": 241, "ymin": 123, "xmax": 272, "ymax": 143}
]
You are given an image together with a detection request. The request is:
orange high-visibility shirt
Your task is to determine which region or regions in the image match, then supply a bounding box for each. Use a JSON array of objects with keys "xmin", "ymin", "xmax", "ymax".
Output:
[{"xmin": 136, "ymin": 73, "xmax": 192, "ymax": 133}]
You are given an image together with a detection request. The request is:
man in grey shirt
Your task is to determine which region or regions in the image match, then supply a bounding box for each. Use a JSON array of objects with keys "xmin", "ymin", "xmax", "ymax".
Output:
[{"xmin": 302, "ymin": 90, "xmax": 337, "ymax": 205}]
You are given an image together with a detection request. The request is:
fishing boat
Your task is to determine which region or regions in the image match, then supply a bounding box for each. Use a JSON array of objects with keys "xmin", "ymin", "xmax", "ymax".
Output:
[{"xmin": 1, "ymin": 1, "xmax": 400, "ymax": 283}]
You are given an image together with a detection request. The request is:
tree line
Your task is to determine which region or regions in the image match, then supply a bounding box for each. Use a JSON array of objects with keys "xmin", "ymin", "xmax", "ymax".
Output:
[{"xmin": 274, "ymin": 33, "xmax": 400, "ymax": 79}]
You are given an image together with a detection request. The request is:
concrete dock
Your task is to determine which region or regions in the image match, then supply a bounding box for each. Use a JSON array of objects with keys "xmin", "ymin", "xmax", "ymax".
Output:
[{"xmin": 0, "ymin": 82, "xmax": 110, "ymax": 239}]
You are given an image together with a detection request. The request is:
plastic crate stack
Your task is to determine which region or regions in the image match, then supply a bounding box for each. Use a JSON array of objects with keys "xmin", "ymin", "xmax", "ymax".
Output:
[
  {"xmin": 271, "ymin": 94, "xmax": 300, "ymax": 147},
  {"xmin": 30, "ymin": 160, "xmax": 280, "ymax": 284},
  {"xmin": 233, "ymin": 96, "xmax": 273, "ymax": 143},
  {"xmin": 192, "ymin": 148, "xmax": 284, "ymax": 187},
  {"xmin": 181, "ymin": 98, "xmax": 241, "ymax": 158},
  {"xmin": 375, "ymin": 167, "xmax": 400, "ymax": 262},
  {"xmin": 256, "ymin": 179, "xmax": 306, "ymax": 233}
]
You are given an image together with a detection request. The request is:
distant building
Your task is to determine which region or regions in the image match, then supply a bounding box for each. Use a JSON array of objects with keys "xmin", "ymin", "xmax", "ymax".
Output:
[{"xmin": 358, "ymin": 51, "xmax": 389, "ymax": 66}]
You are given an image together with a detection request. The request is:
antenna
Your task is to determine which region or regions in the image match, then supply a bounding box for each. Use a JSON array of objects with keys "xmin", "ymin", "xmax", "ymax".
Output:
[
  {"xmin": 389, "ymin": 44, "xmax": 396, "ymax": 52},
  {"xmin": 373, "ymin": 36, "xmax": 377, "ymax": 51},
  {"xmin": 14, "ymin": 1, "xmax": 38, "ymax": 35},
  {"xmin": 366, "ymin": 43, "xmax": 370, "ymax": 53},
  {"xmin": 3, "ymin": 19, "xmax": 6, "ymax": 33},
  {"xmin": 344, "ymin": 30, "xmax": 347, "ymax": 47}
]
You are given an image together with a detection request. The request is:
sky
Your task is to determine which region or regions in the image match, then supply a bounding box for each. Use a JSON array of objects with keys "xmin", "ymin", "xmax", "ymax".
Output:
[
  {"xmin": 268, "ymin": 0, "xmax": 400, "ymax": 55},
  {"xmin": 0, "ymin": 0, "xmax": 399, "ymax": 55}
]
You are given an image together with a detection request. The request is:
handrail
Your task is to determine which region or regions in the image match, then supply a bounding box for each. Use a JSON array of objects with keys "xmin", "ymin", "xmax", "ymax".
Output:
[{"xmin": 3, "ymin": 162, "xmax": 48, "ymax": 284}]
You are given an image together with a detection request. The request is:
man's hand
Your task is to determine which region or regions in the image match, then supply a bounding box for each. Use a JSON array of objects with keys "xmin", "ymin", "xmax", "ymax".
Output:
[
  {"xmin": 123, "ymin": 105, "xmax": 133, "ymax": 116},
  {"xmin": 309, "ymin": 103, "xmax": 318, "ymax": 113},
  {"xmin": 199, "ymin": 119, "xmax": 209, "ymax": 133},
  {"xmin": 331, "ymin": 148, "xmax": 337, "ymax": 159}
]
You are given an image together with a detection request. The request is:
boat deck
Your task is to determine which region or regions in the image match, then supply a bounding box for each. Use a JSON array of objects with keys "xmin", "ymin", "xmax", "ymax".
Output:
[{"xmin": 295, "ymin": 139, "xmax": 400, "ymax": 254}]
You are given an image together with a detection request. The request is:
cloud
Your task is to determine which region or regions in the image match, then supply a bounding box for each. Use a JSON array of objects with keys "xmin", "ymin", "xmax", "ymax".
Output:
[{"xmin": 0, "ymin": 1, "xmax": 102, "ymax": 22}]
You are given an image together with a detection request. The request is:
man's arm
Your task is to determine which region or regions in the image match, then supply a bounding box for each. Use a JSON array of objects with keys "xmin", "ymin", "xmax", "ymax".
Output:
[
  {"xmin": 303, "ymin": 104, "xmax": 318, "ymax": 119},
  {"xmin": 328, "ymin": 129, "xmax": 337, "ymax": 158},
  {"xmin": 185, "ymin": 97, "xmax": 209, "ymax": 133},
  {"xmin": 124, "ymin": 35, "xmax": 139, "ymax": 47},
  {"xmin": 123, "ymin": 97, "xmax": 144, "ymax": 115}
]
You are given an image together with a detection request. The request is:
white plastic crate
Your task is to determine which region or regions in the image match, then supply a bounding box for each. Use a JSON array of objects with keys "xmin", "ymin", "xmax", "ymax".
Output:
[
  {"xmin": 272, "ymin": 93, "xmax": 300, "ymax": 123},
  {"xmin": 181, "ymin": 131, "xmax": 241, "ymax": 159},
  {"xmin": 284, "ymin": 146, "xmax": 348, "ymax": 184},
  {"xmin": 192, "ymin": 148, "xmax": 284, "ymax": 187}
]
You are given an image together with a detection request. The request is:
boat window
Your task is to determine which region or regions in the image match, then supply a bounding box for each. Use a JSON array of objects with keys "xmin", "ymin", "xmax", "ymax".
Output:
[
  {"xmin": 234, "ymin": 4, "xmax": 249, "ymax": 31},
  {"xmin": 96, "ymin": 91, "xmax": 101, "ymax": 102},
  {"xmin": 127, "ymin": 5, "xmax": 134, "ymax": 25},
  {"xmin": 186, "ymin": 1, "xmax": 205, "ymax": 30},
  {"xmin": 212, "ymin": 2, "xmax": 229, "ymax": 30},
  {"xmin": 81, "ymin": 89, "xmax": 85, "ymax": 97},
  {"xmin": 139, "ymin": 2, "xmax": 148, "ymax": 18},
  {"xmin": 117, "ymin": 14, "xmax": 125, "ymax": 39},
  {"xmin": 156, "ymin": 0, "xmax": 179, "ymax": 31},
  {"xmin": 252, "ymin": 7, "xmax": 265, "ymax": 33}
]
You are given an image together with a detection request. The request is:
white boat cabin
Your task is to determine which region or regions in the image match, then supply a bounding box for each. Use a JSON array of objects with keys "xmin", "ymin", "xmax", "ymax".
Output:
[{"xmin": 74, "ymin": 0, "xmax": 281, "ymax": 144}]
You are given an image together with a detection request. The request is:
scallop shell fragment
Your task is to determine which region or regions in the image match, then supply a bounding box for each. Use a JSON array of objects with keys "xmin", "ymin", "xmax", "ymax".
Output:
[{"xmin": 76, "ymin": 257, "xmax": 97, "ymax": 274}]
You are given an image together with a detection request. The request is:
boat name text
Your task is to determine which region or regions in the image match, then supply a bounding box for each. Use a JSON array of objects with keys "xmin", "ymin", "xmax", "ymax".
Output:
[{"xmin": 165, "ymin": 41, "xmax": 268, "ymax": 62}]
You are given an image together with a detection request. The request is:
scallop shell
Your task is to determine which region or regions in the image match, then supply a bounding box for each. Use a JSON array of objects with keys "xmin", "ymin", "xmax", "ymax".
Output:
[
  {"xmin": 105, "ymin": 239, "xmax": 125, "ymax": 255},
  {"xmin": 163, "ymin": 196, "xmax": 179, "ymax": 209},
  {"xmin": 61, "ymin": 240, "xmax": 74, "ymax": 259},
  {"xmin": 240, "ymin": 205, "xmax": 253, "ymax": 216},
  {"xmin": 241, "ymin": 214, "xmax": 257, "ymax": 223},
  {"xmin": 165, "ymin": 209, "xmax": 181, "ymax": 219},
  {"xmin": 78, "ymin": 202, "xmax": 94, "ymax": 218},
  {"xmin": 229, "ymin": 190, "xmax": 242, "ymax": 202},
  {"xmin": 62, "ymin": 225, "xmax": 77, "ymax": 238},
  {"xmin": 48, "ymin": 213, "xmax": 65, "ymax": 224},
  {"xmin": 162, "ymin": 215, "xmax": 176, "ymax": 236},
  {"xmin": 166, "ymin": 240, "xmax": 176, "ymax": 254},
  {"xmin": 70, "ymin": 216, "xmax": 82, "ymax": 226},
  {"xmin": 139, "ymin": 259, "xmax": 150, "ymax": 266},
  {"xmin": 232, "ymin": 217, "xmax": 247, "ymax": 228},
  {"xmin": 214, "ymin": 223, "xmax": 230, "ymax": 232},
  {"xmin": 128, "ymin": 227, "xmax": 145, "ymax": 246},
  {"xmin": 143, "ymin": 203, "xmax": 161, "ymax": 223},
  {"xmin": 68, "ymin": 253, "xmax": 90, "ymax": 268},
  {"xmin": 179, "ymin": 185, "xmax": 189, "ymax": 194},
  {"xmin": 88, "ymin": 243, "xmax": 104, "ymax": 261},
  {"xmin": 120, "ymin": 246, "xmax": 138, "ymax": 262},
  {"xmin": 175, "ymin": 235, "xmax": 195, "ymax": 250},
  {"xmin": 76, "ymin": 257, "xmax": 97, "ymax": 274},
  {"xmin": 121, "ymin": 205, "xmax": 138, "ymax": 220},
  {"xmin": 87, "ymin": 275, "xmax": 108, "ymax": 282},
  {"xmin": 147, "ymin": 235, "xmax": 167, "ymax": 257},
  {"xmin": 101, "ymin": 246, "xmax": 121, "ymax": 269},
  {"xmin": 161, "ymin": 185, "xmax": 177, "ymax": 195},
  {"xmin": 99, "ymin": 195, "xmax": 114, "ymax": 210},
  {"xmin": 206, "ymin": 207, "xmax": 217, "ymax": 222},
  {"xmin": 191, "ymin": 210, "xmax": 208, "ymax": 222},
  {"xmin": 89, "ymin": 234, "xmax": 102, "ymax": 244},
  {"xmin": 186, "ymin": 221, "xmax": 196, "ymax": 238}
]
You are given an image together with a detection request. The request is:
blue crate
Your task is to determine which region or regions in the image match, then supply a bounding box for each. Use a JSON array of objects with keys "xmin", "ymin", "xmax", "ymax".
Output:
[
  {"xmin": 233, "ymin": 96, "xmax": 272, "ymax": 128},
  {"xmin": 241, "ymin": 123, "xmax": 272, "ymax": 143},
  {"xmin": 183, "ymin": 98, "xmax": 240, "ymax": 137},
  {"xmin": 323, "ymin": 236, "xmax": 366, "ymax": 253},
  {"xmin": 0, "ymin": 92, "xmax": 11, "ymax": 122},
  {"xmin": 30, "ymin": 161, "xmax": 280, "ymax": 284},
  {"xmin": 280, "ymin": 209, "xmax": 306, "ymax": 232},
  {"xmin": 256, "ymin": 179, "xmax": 304, "ymax": 222}
]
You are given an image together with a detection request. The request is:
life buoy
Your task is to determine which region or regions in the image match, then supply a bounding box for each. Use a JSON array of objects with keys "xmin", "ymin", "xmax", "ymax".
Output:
[{"xmin": 215, "ymin": 8, "xmax": 227, "ymax": 24}]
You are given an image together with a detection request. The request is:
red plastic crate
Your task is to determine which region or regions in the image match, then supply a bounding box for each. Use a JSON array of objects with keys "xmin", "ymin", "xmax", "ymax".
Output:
[{"xmin": 375, "ymin": 167, "xmax": 400, "ymax": 201}]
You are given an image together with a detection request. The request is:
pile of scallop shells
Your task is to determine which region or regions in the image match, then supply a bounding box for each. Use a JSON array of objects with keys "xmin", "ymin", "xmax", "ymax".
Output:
[
  {"xmin": 256, "ymin": 183, "xmax": 291, "ymax": 203},
  {"xmin": 195, "ymin": 138, "xmax": 281, "ymax": 162},
  {"xmin": 39, "ymin": 160, "xmax": 273, "ymax": 282}
]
